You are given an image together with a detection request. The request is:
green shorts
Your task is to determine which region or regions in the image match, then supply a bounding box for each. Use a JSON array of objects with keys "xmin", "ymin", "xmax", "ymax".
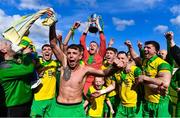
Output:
[
  {"xmin": 176, "ymin": 100, "xmax": 180, "ymax": 117},
  {"xmin": 115, "ymin": 103, "xmax": 136, "ymax": 118},
  {"xmin": 143, "ymin": 96, "xmax": 171, "ymax": 117},
  {"xmin": 47, "ymin": 99, "xmax": 86, "ymax": 117},
  {"xmin": 30, "ymin": 98, "xmax": 54, "ymax": 117},
  {"xmin": 136, "ymin": 101, "xmax": 143, "ymax": 117}
]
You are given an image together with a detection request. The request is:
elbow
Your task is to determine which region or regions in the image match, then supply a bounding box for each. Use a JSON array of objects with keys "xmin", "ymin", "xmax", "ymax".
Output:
[
  {"xmin": 50, "ymin": 43, "xmax": 56, "ymax": 48},
  {"xmin": 50, "ymin": 40, "xmax": 57, "ymax": 47}
]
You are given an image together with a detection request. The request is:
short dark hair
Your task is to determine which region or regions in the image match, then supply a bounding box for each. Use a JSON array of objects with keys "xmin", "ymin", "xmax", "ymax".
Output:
[
  {"xmin": 42, "ymin": 44, "xmax": 51, "ymax": 50},
  {"xmin": 106, "ymin": 47, "xmax": 118, "ymax": 54},
  {"xmin": 90, "ymin": 41, "xmax": 99, "ymax": 47},
  {"xmin": 145, "ymin": 41, "xmax": 160, "ymax": 52},
  {"xmin": 117, "ymin": 51, "xmax": 128, "ymax": 57},
  {"xmin": 78, "ymin": 44, "xmax": 84, "ymax": 52},
  {"xmin": 67, "ymin": 44, "xmax": 83, "ymax": 52}
]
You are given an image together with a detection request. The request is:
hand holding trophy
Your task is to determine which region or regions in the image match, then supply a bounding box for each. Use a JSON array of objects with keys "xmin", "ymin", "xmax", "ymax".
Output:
[{"xmin": 88, "ymin": 13, "xmax": 101, "ymax": 33}]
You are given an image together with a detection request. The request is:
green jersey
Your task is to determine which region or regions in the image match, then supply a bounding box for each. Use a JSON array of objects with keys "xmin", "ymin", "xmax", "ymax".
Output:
[{"xmin": 0, "ymin": 54, "xmax": 34, "ymax": 107}]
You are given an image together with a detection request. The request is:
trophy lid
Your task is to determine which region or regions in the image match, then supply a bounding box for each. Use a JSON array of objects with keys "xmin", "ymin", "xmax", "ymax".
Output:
[{"xmin": 91, "ymin": 13, "xmax": 97, "ymax": 18}]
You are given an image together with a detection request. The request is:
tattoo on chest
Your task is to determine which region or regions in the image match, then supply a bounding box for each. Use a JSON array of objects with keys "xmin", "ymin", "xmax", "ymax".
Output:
[{"xmin": 63, "ymin": 66, "xmax": 71, "ymax": 81}]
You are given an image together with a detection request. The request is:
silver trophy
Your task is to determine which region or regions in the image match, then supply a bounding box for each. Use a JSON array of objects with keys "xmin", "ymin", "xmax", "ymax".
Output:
[{"xmin": 88, "ymin": 13, "xmax": 99, "ymax": 33}]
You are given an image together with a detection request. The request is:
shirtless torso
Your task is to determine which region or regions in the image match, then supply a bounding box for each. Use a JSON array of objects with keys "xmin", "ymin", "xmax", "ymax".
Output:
[
  {"xmin": 49, "ymin": 23, "xmax": 118, "ymax": 104},
  {"xmin": 57, "ymin": 65, "xmax": 86, "ymax": 103}
]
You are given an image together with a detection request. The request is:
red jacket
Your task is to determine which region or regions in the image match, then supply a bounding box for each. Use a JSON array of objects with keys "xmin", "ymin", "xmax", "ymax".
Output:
[{"xmin": 80, "ymin": 31, "xmax": 106, "ymax": 82}]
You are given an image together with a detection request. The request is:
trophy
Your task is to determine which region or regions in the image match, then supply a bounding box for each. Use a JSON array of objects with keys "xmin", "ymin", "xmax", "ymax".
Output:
[{"xmin": 88, "ymin": 13, "xmax": 99, "ymax": 33}]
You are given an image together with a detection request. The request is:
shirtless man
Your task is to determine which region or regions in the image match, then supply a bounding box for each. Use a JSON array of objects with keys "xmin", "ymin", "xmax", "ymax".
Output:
[{"xmin": 47, "ymin": 22, "xmax": 120, "ymax": 117}]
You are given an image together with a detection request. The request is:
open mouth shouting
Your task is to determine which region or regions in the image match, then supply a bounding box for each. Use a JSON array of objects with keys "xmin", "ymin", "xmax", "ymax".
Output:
[
  {"xmin": 144, "ymin": 50, "xmax": 149, "ymax": 58},
  {"xmin": 89, "ymin": 47, "xmax": 95, "ymax": 53},
  {"xmin": 43, "ymin": 52, "xmax": 52, "ymax": 60},
  {"xmin": 68, "ymin": 59, "xmax": 76, "ymax": 67},
  {"xmin": 106, "ymin": 56, "xmax": 111, "ymax": 61}
]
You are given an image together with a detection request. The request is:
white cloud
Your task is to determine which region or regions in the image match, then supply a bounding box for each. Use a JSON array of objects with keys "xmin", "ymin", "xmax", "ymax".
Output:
[
  {"xmin": 170, "ymin": 15, "xmax": 180, "ymax": 26},
  {"xmin": 170, "ymin": 5, "xmax": 180, "ymax": 15},
  {"xmin": 78, "ymin": 22, "xmax": 88, "ymax": 32},
  {"xmin": 97, "ymin": 0, "xmax": 164, "ymax": 13},
  {"xmin": 0, "ymin": 9, "xmax": 22, "ymax": 35},
  {"xmin": 74, "ymin": 0, "xmax": 97, "ymax": 7},
  {"xmin": 112, "ymin": 17, "xmax": 135, "ymax": 31},
  {"xmin": 154, "ymin": 25, "xmax": 168, "ymax": 33},
  {"xmin": 19, "ymin": 0, "xmax": 48, "ymax": 10},
  {"xmin": 141, "ymin": 0, "xmax": 163, "ymax": 7},
  {"xmin": 127, "ymin": 0, "xmax": 164, "ymax": 10}
]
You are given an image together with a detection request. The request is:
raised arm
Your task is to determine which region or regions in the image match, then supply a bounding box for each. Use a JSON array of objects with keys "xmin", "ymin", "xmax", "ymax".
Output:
[
  {"xmin": 108, "ymin": 38, "xmax": 114, "ymax": 47},
  {"xmin": 165, "ymin": 31, "xmax": 180, "ymax": 66},
  {"xmin": 17, "ymin": 8, "xmax": 52, "ymax": 40},
  {"xmin": 137, "ymin": 40, "xmax": 144, "ymax": 58},
  {"xmin": 125, "ymin": 40, "xmax": 142, "ymax": 66},
  {"xmin": 96, "ymin": 18, "xmax": 106, "ymax": 57},
  {"xmin": 56, "ymin": 33, "xmax": 64, "ymax": 50},
  {"xmin": 80, "ymin": 22, "xmax": 90, "ymax": 60},
  {"xmin": 49, "ymin": 23, "xmax": 67, "ymax": 67},
  {"xmin": 63, "ymin": 21, "xmax": 81, "ymax": 54}
]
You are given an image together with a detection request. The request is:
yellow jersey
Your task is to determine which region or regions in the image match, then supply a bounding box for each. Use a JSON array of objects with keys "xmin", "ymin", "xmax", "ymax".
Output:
[
  {"xmin": 101, "ymin": 63, "xmax": 117, "ymax": 97},
  {"xmin": 34, "ymin": 58, "xmax": 59, "ymax": 100},
  {"xmin": 142, "ymin": 55, "xmax": 171, "ymax": 103},
  {"xmin": 87, "ymin": 86, "xmax": 108, "ymax": 117},
  {"xmin": 114, "ymin": 66, "xmax": 141, "ymax": 107}
]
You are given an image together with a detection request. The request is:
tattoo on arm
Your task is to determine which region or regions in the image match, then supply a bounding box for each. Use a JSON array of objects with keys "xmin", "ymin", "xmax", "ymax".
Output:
[{"xmin": 63, "ymin": 66, "xmax": 71, "ymax": 81}]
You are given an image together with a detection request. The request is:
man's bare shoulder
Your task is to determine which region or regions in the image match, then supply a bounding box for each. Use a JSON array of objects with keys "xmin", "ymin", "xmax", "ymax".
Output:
[
  {"xmin": 79, "ymin": 64, "xmax": 97, "ymax": 73},
  {"xmin": 79, "ymin": 64, "xmax": 89, "ymax": 71}
]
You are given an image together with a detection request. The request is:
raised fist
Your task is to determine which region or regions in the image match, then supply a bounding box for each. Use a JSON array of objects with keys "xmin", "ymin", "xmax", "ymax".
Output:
[
  {"xmin": 113, "ymin": 57, "xmax": 124, "ymax": 68},
  {"xmin": 137, "ymin": 40, "xmax": 143, "ymax": 49},
  {"xmin": 164, "ymin": 31, "xmax": 174, "ymax": 41},
  {"xmin": 73, "ymin": 21, "xmax": 81, "ymax": 29},
  {"xmin": 108, "ymin": 38, "xmax": 114, "ymax": 47},
  {"xmin": 124, "ymin": 40, "xmax": 132, "ymax": 48},
  {"xmin": 57, "ymin": 33, "xmax": 62, "ymax": 42}
]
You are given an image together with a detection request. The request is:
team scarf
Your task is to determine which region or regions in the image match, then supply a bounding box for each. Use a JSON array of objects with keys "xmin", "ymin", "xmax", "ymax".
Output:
[{"xmin": 2, "ymin": 8, "xmax": 56, "ymax": 46}]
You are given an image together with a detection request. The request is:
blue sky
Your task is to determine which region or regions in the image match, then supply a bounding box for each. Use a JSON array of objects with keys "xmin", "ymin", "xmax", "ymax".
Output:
[{"xmin": 0, "ymin": 0, "xmax": 180, "ymax": 54}]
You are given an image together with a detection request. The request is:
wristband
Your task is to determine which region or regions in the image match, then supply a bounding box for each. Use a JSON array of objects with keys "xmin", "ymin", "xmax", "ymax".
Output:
[
  {"xmin": 70, "ymin": 27, "xmax": 75, "ymax": 32},
  {"xmin": 83, "ymin": 32, "xmax": 87, "ymax": 35},
  {"xmin": 99, "ymin": 31, "xmax": 103, "ymax": 34}
]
